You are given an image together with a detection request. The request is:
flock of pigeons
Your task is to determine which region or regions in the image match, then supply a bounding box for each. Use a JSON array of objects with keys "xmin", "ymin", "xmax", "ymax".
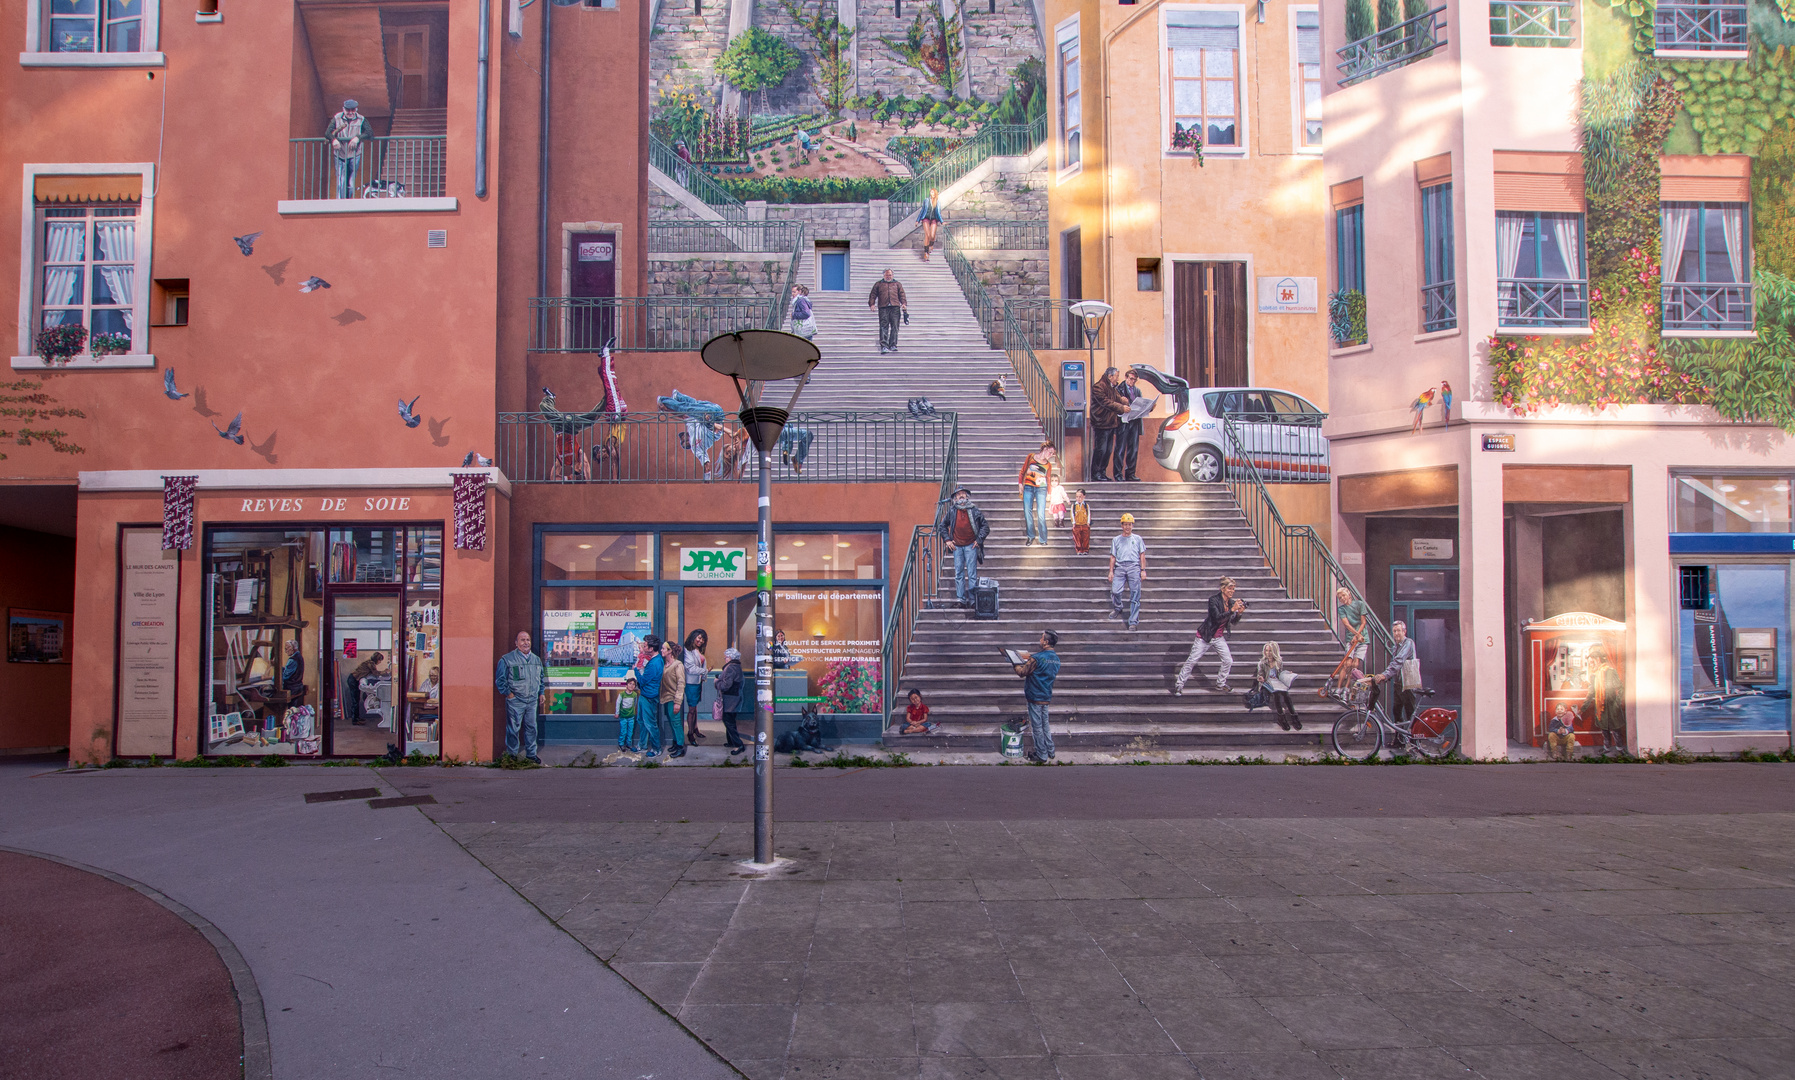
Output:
[{"xmin": 165, "ymin": 230, "xmax": 495, "ymax": 467}]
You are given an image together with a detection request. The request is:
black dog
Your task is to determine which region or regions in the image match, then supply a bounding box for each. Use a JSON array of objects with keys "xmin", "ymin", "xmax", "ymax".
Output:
[{"xmin": 774, "ymin": 704, "xmax": 827, "ymax": 754}]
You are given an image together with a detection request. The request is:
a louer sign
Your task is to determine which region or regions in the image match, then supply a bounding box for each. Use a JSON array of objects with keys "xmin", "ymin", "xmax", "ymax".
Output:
[{"xmin": 680, "ymin": 547, "xmax": 747, "ymax": 581}]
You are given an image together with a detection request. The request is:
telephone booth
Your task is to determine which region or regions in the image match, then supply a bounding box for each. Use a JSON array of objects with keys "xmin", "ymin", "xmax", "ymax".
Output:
[{"xmin": 1523, "ymin": 612, "xmax": 1627, "ymax": 746}]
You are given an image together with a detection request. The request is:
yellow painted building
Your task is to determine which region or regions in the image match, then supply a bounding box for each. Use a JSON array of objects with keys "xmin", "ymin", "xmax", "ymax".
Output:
[{"xmin": 1044, "ymin": 0, "xmax": 1331, "ymax": 472}]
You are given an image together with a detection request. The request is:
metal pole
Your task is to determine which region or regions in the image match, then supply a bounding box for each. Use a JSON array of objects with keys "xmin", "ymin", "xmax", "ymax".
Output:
[{"xmin": 754, "ymin": 443, "xmax": 775, "ymax": 864}]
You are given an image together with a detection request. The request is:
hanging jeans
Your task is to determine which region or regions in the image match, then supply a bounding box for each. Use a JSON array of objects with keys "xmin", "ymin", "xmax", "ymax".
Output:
[{"xmin": 1021, "ymin": 485, "xmax": 1048, "ymax": 544}]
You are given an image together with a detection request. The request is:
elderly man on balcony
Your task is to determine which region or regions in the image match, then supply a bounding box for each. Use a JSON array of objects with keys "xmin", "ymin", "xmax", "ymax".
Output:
[{"xmin": 327, "ymin": 99, "xmax": 371, "ymax": 199}]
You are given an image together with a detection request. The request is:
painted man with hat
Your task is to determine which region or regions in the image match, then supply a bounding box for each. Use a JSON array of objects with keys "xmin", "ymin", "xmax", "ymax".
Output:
[
  {"xmin": 327, "ymin": 98, "xmax": 371, "ymax": 199},
  {"xmin": 1107, "ymin": 513, "xmax": 1147, "ymax": 630},
  {"xmin": 933, "ymin": 484, "xmax": 990, "ymax": 607}
]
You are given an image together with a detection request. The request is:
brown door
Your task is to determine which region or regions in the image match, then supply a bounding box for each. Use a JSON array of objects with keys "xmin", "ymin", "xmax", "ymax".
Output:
[
  {"xmin": 571, "ymin": 231, "xmax": 617, "ymax": 349},
  {"xmin": 1060, "ymin": 228, "xmax": 1082, "ymax": 349},
  {"xmin": 1172, "ymin": 261, "xmax": 1249, "ymax": 387},
  {"xmin": 384, "ymin": 27, "xmax": 430, "ymax": 110}
]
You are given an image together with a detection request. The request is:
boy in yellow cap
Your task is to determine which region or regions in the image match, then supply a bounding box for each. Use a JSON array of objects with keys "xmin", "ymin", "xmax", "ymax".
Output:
[{"xmin": 1107, "ymin": 513, "xmax": 1146, "ymax": 630}]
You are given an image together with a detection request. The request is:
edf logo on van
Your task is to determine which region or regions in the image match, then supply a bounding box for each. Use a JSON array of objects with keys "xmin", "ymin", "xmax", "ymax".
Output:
[{"xmin": 680, "ymin": 548, "xmax": 747, "ymax": 581}]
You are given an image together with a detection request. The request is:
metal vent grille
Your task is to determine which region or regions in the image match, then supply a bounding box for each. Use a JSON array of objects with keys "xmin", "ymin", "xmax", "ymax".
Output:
[{"xmin": 426, "ymin": 230, "xmax": 447, "ymax": 248}]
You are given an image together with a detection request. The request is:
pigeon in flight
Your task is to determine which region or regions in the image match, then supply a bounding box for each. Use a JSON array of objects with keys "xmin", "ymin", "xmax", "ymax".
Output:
[
  {"xmin": 214, "ymin": 412, "xmax": 245, "ymax": 444},
  {"xmin": 162, "ymin": 368, "xmax": 189, "ymax": 400},
  {"xmin": 463, "ymin": 450, "xmax": 493, "ymax": 467},
  {"xmin": 233, "ymin": 231, "xmax": 263, "ymax": 256},
  {"xmin": 427, "ymin": 416, "xmax": 450, "ymax": 446},
  {"xmin": 299, "ymin": 276, "xmax": 331, "ymax": 293},
  {"xmin": 398, "ymin": 396, "xmax": 422, "ymax": 428}
]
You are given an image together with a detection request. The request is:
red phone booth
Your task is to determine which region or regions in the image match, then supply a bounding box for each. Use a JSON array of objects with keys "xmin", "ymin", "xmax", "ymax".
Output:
[{"xmin": 1523, "ymin": 612, "xmax": 1627, "ymax": 746}]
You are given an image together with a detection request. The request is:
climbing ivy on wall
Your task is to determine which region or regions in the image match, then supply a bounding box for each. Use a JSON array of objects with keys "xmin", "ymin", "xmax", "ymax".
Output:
[{"xmin": 1488, "ymin": 4, "xmax": 1795, "ymax": 431}]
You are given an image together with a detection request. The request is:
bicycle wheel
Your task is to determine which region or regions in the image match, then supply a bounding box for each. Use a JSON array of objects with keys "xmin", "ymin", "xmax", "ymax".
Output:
[
  {"xmin": 1407, "ymin": 715, "xmax": 1461, "ymax": 760},
  {"xmin": 1330, "ymin": 708, "xmax": 1383, "ymax": 761}
]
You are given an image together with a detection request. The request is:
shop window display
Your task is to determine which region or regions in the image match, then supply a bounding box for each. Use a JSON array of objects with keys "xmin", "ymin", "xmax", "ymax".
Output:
[
  {"xmin": 205, "ymin": 524, "xmax": 444, "ymax": 757},
  {"xmin": 538, "ymin": 586, "xmax": 654, "ymax": 717},
  {"xmin": 542, "ymin": 532, "xmax": 652, "ymax": 580},
  {"xmin": 1678, "ymin": 564, "xmax": 1791, "ymax": 734}
]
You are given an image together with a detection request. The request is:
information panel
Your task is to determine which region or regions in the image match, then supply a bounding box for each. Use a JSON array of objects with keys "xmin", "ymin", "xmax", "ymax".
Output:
[{"xmin": 116, "ymin": 527, "xmax": 180, "ymax": 756}]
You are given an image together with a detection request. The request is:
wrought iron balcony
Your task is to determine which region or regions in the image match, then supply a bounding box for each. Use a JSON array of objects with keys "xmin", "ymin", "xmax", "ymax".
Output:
[
  {"xmin": 1337, "ymin": 6, "xmax": 1448, "ymax": 87},
  {"xmin": 288, "ymin": 137, "xmax": 446, "ymax": 200},
  {"xmin": 1489, "ymin": 0, "xmax": 1576, "ymax": 46},
  {"xmin": 1653, "ymin": 0, "xmax": 1748, "ymax": 52},
  {"xmin": 1662, "ymin": 282, "xmax": 1754, "ymax": 333},
  {"xmin": 1497, "ymin": 277, "xmax": 1588, "ymax": 328},
  {"xmin": 496, "ymin": 410, "xmax": 956, "ymax": 485},
  {"xmin": 1421, "ymin": 281, "xmax": 1458, "ymax": 333}
]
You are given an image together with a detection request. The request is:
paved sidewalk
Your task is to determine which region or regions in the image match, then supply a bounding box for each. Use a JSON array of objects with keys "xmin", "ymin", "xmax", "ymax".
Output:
[{"xmin": 0, "ymin": 761, "xmax": 735, "ymax": 1080}]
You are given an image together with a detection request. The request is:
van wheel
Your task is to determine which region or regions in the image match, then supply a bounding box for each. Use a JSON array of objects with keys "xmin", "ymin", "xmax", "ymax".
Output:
[{"xmin": 1181, "ymin": 446, "xmax": 1223, "ymax": 483}]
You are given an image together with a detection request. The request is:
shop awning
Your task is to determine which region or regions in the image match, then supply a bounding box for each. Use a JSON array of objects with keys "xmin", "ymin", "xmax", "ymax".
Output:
[{"xmin": 34, "ymin": 174, "xmax": 143, "ymax": 204}]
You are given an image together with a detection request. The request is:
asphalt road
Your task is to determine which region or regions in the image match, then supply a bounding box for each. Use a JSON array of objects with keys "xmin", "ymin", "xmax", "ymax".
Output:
[{"xmin": 389, "ymin": 761, "xmax": 1795, "ymax": 823}]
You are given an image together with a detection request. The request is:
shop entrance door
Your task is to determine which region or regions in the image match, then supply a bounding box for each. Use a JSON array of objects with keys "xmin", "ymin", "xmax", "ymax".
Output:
[
  {"xmin": 1390, "ymin": 565, "xmax": 1461, "ymax": 714},
  {"xmin": 328, "ymin": 593, "xmax": 403, "ymax": 757},
  {"xmin": 571, "ymin": 231, "xmax": 617, "ymax": 349}
]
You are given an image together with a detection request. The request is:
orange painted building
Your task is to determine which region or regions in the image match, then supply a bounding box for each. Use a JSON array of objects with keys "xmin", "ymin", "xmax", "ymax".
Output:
[{"xmin": 3, "ymin": 0, "xmax": 938, "ymax": 760}]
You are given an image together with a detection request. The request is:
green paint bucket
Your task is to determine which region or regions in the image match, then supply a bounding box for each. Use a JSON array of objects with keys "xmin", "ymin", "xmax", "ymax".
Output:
[{"xmin": 999, "ymin": 721, "xmax": 1025, "ymax": 759}]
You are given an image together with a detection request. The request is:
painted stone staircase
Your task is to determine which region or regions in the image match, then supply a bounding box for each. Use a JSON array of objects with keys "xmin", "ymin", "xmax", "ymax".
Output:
[{"xmin": 795, "ymin": 254, "xmax": 1341, "ymax": 751}]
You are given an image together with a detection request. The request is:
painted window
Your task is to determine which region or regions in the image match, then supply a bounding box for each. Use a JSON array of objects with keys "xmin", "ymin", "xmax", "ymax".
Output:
[
  {"xmin": 43, "ymin": 0, "xmax": 142, "ymax": 52},
  {"xmin": 1058, "ymin": 27, "xmax": 1082, "ymax": 169},
  {"xmin": 1293, "ymin": 8, "xmax": 1322, "ymax": 148},
  {"xmin": 1420, "ymin": 181, "xmax": 1455, "ymax": 331},
  {"xmin": 1168, "ymin": 9, "xmax": 1241, "ymax": 149},
  {"xmin": 1495, "ymin": 211, "xmax": 1587, "ymax": 327},
  {"xmin": 1674, "ymin": 474, "xmax": 1793, "ymax": 534},
  {"xmin": 36, "ymin": 203, "xmax": 141, "ymax": 343},
  {"xmin": 1335, "ymin": 204, "xmax": 1365, "ymax": 294},
  {"xmin": 1662, "ymin": 202, "xmax": 1749, "ymax": 284}
]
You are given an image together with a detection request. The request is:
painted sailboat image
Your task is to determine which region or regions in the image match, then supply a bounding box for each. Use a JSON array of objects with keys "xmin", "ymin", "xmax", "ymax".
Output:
[{"xmin": 1685, "ymin": 606, "xmax": 1766, "ymax": 709}]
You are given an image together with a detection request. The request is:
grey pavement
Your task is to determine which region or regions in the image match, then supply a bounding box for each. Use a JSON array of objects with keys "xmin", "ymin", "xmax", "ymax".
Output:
[{"xmin": 0, "ymin": 760, "xmax": 736, "ymax": 1080}]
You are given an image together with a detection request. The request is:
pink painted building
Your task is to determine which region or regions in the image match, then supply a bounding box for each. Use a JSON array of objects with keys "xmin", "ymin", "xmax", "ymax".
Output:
[{"xmin": 1321, "ymin": 0, "xmax": 1794, "ymax": 757}]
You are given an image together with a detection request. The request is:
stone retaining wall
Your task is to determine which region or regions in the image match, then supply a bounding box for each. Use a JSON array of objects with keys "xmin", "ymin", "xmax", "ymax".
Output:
[
  {"xmin": 960, "ymin": 0, "xmax": 1042, "ymax": 101},
  {"xmin": 650, "ymin": 1, "xmax": 731, "ymax": 104},
  {"xmin": 647, "ymin": 257, "xmax": 789, "ymax": 298}
]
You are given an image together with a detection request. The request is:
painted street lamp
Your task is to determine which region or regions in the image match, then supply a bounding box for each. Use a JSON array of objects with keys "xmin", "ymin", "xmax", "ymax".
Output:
[{"xmin": 701, "ymin": 328, "xmax": 821, "ymax": 866}]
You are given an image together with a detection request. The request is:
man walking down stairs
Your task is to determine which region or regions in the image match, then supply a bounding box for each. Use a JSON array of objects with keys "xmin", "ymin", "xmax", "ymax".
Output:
[{"xmin": 792, "ymin": 254, "xmax": 1342, "ymax": 755}]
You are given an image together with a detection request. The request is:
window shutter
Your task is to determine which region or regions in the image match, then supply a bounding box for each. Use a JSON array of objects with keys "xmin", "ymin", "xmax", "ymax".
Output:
[
  {"xmin": 1492, "ymin": 151, "xmax": 1584, "ymax": 212},
  {"xmin": 1167, "ymin": 12, "xmax": 1240, "ymax": 49},
  {"xmin": 1296, "ymin": 26, "xmax": 1321, "ymax": 64},
  {"xmin": 1659, "ymin": 155, "xmax": 1750, "ymax": 200}
]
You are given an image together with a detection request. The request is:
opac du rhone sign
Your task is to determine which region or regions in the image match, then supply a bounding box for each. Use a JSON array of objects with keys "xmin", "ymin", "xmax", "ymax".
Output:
[{"xmin": 680, "ymin": 547, "xmax": 747, "ymax": 581}]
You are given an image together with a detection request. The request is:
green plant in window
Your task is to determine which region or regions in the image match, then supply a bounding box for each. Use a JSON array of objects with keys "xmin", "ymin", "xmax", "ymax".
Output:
[{"xmin": 1327, "ymin": 289, "xmax": 1367, "ymax": 345}]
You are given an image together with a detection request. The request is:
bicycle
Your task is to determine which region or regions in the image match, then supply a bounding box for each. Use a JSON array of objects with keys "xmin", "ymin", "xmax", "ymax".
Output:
[{"xmin": 1327, "ymin": 682, "xmax": 1461, "ymax": 761}]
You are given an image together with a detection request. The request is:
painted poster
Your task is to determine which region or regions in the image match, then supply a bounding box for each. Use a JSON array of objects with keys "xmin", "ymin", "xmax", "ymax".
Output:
[
  {"xmin": 542, "ymin": 609, "xmax": 597, "ymax": 688},
  {"xmin": 8, "ymin": 610, "xmax": 69, "ymax": 663},
  {"xmin": 1678, "ymin": 564, "xmax": 1791, "ymax": 733},
  {"xmin": 594, "ymin": 609, "xmax": 653, "ymax": 689},
  {"xmin": 116, "ymin": 527, "xmax": 179, "ymax": 756}
]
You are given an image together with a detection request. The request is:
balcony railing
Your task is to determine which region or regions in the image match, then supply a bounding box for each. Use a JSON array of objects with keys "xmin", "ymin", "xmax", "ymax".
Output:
[
  {"xmin": 1497, "ymin": 277, "xmax": 1588, "ymax": 328},
  {"xmin": 495, "ymin": 409, "xmax": 956, "ymax": 485},
  {"xmin": 1421, "ymin": 281, "xmax": 1457, "ymax": 333},
  {"xmin": 647, "ymin": 220, "xmax": 806, "ymax": 254},
  {"xmin": 1653, "ymin": 0, "xmax": 1748, "ymax": 52},
  {"xmin": 1489, "ymin": 0, "xmax": 1576, "ymax": 46},
  {"xmin": 1004, "ymin": 298, "xmax": 1109, "ymax": 352},
  {"xmin": 529, "ymin": 296, "xmax": 776, "ymax": 352},
  {"xmin": 1337, "ymin": 5, "xmax": 1448, "ymax": 87},
  {"xmin": 940, "ymin": 234, "xmax": 1065, "ymax": 456},
  {"xmin": 288, "ymin": 137, "xmax": 446, "ymax": 200},
  {"xmin": 650, "ymin": 133, "xmax": 747, "ymax": 221},
  {"xmin": 940, "ymin": 218, "xmax": 1050, "ymax": 250},
  {"xmin": 1662, "ymin": 281, "xmax": 1754, "ymax": 332}
]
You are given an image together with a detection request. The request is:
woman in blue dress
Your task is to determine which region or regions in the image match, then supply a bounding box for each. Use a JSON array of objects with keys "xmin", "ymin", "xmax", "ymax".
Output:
[{"xmin": 918, "ymin": 187, "xmax": 943, "ymax": 260}]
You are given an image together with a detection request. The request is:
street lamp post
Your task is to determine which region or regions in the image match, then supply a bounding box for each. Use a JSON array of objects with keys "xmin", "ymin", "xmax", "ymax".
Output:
[
  {"xmin": 701, "ymin": 329, "xmax": 821, "ymax": 866},
  {"xmin": 1067, "ymin": 300, "xmax": 1112, "ymax": 481}
]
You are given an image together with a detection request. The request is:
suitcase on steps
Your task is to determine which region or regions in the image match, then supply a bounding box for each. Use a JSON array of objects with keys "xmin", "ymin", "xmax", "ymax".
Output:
[{"xmin": 971, "ymin": 577, "xmax": 999, "ymax": 620}]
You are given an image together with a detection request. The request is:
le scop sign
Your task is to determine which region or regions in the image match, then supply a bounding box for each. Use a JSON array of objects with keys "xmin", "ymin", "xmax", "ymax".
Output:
[{"xmin": 680, "ymin": 547, "xmax": 747, "ymax": 581}]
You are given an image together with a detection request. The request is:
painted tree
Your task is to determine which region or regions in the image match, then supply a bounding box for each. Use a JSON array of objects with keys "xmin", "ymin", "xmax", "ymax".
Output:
[
  {"xmin": 717, "ymin": 27, "xmax": 804, "ymax": 114},
  {"xmin": 0, "ymin": 378, "xmax": 86, "ymax": 461},
  {"xmin": 779, "ymin": 0, "xmax": 856, "ymax": 118},
  {"xmin": 1345, "ymin": 0, "xmax": 1375, "ymax": 43}
]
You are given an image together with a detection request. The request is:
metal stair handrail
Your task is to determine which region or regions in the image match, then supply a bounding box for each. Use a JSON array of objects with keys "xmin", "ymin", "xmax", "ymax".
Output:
[
  {"xmin": 888, "ymin": 114, "xmax": 1047, "ymax": 230},
  {"xmin": 941, "ymin": 231, "xmax": 1065, "ymax": 456},
  {"xmin": 769, "ymin": 224, "xmax": 807, "ymax": 331},
  {"xmin": 650, "ymin": 132, "xmax": 747, "ymax": 221},
  {"xmin": 1219, "ymin": 414, "xmax": 1399, "ymax": 686},
  {"xmin": 880, "ymin": 409, "xmax": 958, "ymax": 724}
]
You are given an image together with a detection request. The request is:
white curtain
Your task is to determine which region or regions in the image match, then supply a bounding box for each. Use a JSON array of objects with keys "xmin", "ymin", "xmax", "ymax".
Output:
[
  {"xmin": 94, "ymin": 220, "xmax": 134, "ymax": 261},
  {"xmin": 1496, "ymin": 213, "xmax": 1525, "ymax": 279},
  {"xmin": 40, "ymin": 268, "xmax": 79, "ymax": 322},
  {"xmin": 1661, "ymin": 206, "xmax": 1695, "ymax": 282},
  {"xmin": 43, "ymin": 221, "xmax": 84, "ymax": 262},
  {"xmin": 1552, "ymin": 215, "xmax": 1582, "ymax": 280},
  {"xmin": 98, "ymin": 267, "xmax": 135, "ymax": 330},
  {"xmin": 1720, "ymin": 206, "xmax": 1745, "ymax": 283}
]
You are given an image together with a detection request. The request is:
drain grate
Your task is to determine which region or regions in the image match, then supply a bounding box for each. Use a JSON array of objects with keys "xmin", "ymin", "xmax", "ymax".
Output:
[{"xmin": 303, "ymin": 788, "xmax": 382, "ymax": 804}]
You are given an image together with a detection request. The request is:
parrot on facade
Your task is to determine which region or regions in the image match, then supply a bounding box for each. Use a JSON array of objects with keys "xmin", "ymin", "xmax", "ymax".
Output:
[
  {"xmin": 1439, "ymin": 380, "xmax": 1453, "ymax": 427},
  {"xmin": 1410, "ymin": 388, "xmax": 1436, "ymax": 434}
]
